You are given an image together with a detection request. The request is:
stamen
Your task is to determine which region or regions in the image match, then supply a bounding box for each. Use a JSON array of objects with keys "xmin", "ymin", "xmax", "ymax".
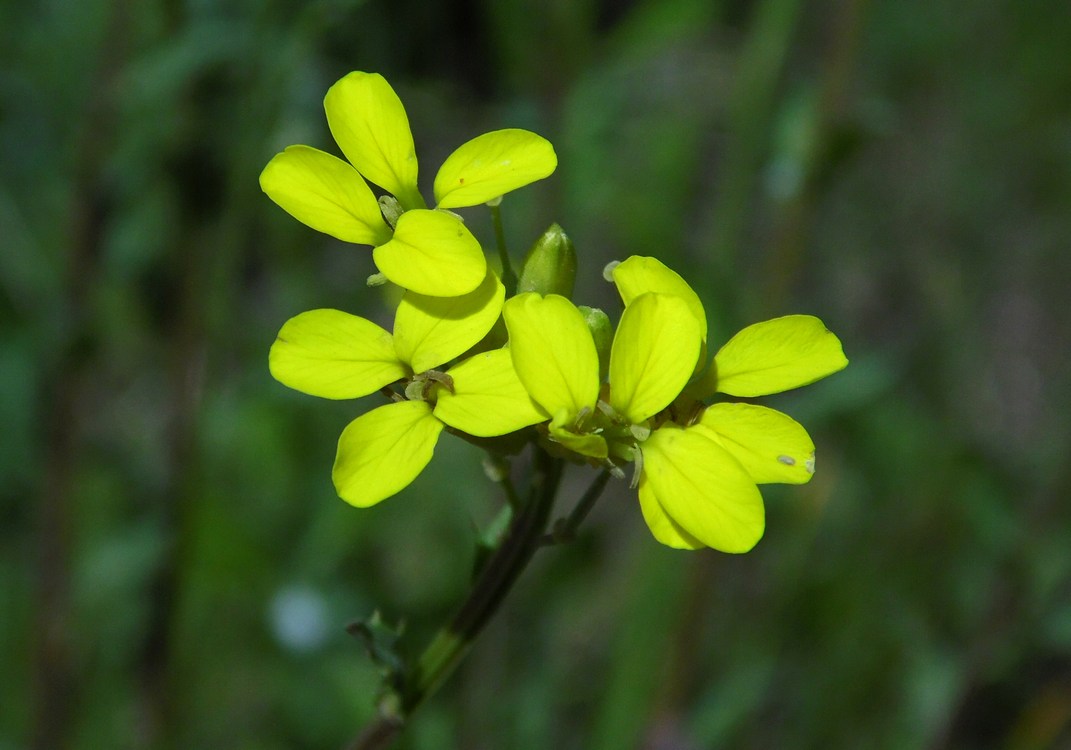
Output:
[
  {"xmin": 377, "ymin": 195, "xmax": 403, "ymax": 228},
  {"xmin": 630, "ymin": 449, "xmax": 645, "ymax": 489},
  {"xmin": 425, "ymin": 370, "xmax": 455, "ymax": 394}
]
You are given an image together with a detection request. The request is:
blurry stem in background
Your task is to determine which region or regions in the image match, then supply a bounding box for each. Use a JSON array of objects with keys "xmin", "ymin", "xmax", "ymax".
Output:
[
  {"xmin": 589, "ymin": 545, "xmax": 691, "ymax": 750},
  {"xmin": 489, "ymin": 200, "xmax": 518, "ymax": 296},
  {"xmin": 348, "ymin": 448, "xmax": 575, "ymax": 750},
  {"xmin": 708, "ymin": 0, "xmax": 803, "ymax": 290},
  {"xmin": 32, "ymin": 197, "xmax": 100, "ymax": 750},
  {"xmin": 135, "ymin": 1, "xmax": 263, "ymax": 742},
  {"xmin": 31, "ymin": 3, "xmax": 130, "ymax": 748},
  {"xmin": 136, "ymin": 224, "xmax": 209, "ymax": 750},
  {"xmin": 762, "ymin": 0, "xmax": 867, "ymax": 309}
]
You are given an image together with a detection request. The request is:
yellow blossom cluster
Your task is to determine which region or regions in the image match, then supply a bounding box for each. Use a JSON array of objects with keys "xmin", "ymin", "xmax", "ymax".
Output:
[{"xmin": 263, "ymin": 72, "xmax": 847, "ymax": 553}]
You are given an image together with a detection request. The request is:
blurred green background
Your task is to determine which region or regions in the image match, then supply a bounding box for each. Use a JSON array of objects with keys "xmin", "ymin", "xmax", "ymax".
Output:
[{"xmin": 3, "ymin": 0, "xmax": 1070, "ymax": 748}]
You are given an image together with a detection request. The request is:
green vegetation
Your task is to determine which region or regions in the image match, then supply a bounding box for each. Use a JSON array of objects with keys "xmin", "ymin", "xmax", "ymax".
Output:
[{"xmin": 2, "ymin": 0, "xmax": 1069, "ymax": 747}]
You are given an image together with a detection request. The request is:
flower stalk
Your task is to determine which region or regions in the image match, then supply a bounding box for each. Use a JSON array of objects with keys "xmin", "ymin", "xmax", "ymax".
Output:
[
  {"xmin": 543, "ymin": 469, "xmax": 612, "ymax": 545},
  {"xmin": 490, "ymin": 201, "xmax": 517, "ymax": 296},
  {"xmin": 348, "ymin": 449, "xmax": 564, "ymax": 750}
]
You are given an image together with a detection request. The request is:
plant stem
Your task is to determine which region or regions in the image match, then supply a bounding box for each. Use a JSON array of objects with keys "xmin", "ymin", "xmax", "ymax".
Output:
[
  {"xmin": 348, "ymin": 449, "xmax": 563, "ymax": 750},
  {"xmin": 498, "ymin": 471, "xmax": 522, "ymax": 513},
  {"xmin": 490, "ymin": 202, "xmax": 517, "ymax": 296},
  {"xmin": 542, "ymin": 469, "xmax": 612, "ymax": 545}
]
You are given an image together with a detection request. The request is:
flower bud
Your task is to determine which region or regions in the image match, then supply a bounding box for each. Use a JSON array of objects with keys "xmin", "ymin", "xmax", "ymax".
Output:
[
  {"xmin": 517, "ymin": 223, "xmax": 577, "ymax": 297},
  {"xmin": 578, "ymin": 305, "xmax": 611, "ymax": 380}
]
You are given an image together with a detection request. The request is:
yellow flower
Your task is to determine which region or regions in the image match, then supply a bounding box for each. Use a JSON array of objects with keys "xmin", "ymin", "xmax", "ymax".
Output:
[
  {"xmin": 260, "ymin": 72, "xmax": 557, "ymax": 297},
  {"xmin": 611, "ymin": 256, "xmax": 847, "ymax": 551},
  {"xmin": 269, "ymin": 270, "xmax": 545, "ymax": 507},
  {"xmin": 504, "ymin": 257, "xmax": 848, "ymax": 553}
]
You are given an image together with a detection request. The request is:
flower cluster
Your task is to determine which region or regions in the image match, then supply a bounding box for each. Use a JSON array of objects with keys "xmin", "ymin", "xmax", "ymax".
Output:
[{"xmin": 265, "ymin": 72, "xmax": 847, "ymax": 553}]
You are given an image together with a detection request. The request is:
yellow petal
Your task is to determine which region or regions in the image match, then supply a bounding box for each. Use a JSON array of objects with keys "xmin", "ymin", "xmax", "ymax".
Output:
[
  {"xmin": 332, "ymin": 401, "xmax": 443, "ymax": 507},
  {"xmin": 609, "ymin": 293, "xmax": 701, "ymax": 424},
  {"xmin": 393, "ymin": 269, "xmax": 504, "ymax": 373},
  {"xmin": 269, "ymin": 309, "xmax": 406, "ymax": 399},
  {"xmin": 372, "ymin": 209, "xmax": 487, "ymax": 296},
  {"xmin": 502, "ymin": 293, "xmax": 600, "ymax": 419},
  {"xmin": 259, "ymin": 146, "xmax": 392, "ymax": 245},
  {"xmin": 696, "ymin": 403, "xmax": 815, "ymax": 484},
  {"xmin": 433, "ymin": 129, "xmax": 557, "ymax": 209},
  {"xmin": 637, "ymin": 475, "xmax": 704, "ymax": 550},
  {"xmin": 611, "ymin": 256, "xmax": 708, "ymax": 342},
  {"xmin": 433, "ymin": 349, "xmax": 549, "ymax": 436},
  {"xmin": 324, "ymin": 71, "xmax": 424, "ymax": 210},
  {"xmin": 641, "ymin": 424, "xmax": 765, "ymax": 553},
  {"xmin": 711, "ymin": 315, "xmax": 848, "ymax": 397}
]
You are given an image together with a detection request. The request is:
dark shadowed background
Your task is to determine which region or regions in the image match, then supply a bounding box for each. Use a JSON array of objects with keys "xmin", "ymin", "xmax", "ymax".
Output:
[{"xmin": 2, "ymin": 0, "xmax": 1070, "ymax": 748}]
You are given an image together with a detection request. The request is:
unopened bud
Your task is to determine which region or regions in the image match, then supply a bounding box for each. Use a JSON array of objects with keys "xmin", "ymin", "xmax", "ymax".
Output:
[
  {"xmin": 517, "ymin": 223, "xmax": 577, "ymax": 297},
  {"xmin": 578, "ymin": 305, "xmax": 611, "ymax": 380}
]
